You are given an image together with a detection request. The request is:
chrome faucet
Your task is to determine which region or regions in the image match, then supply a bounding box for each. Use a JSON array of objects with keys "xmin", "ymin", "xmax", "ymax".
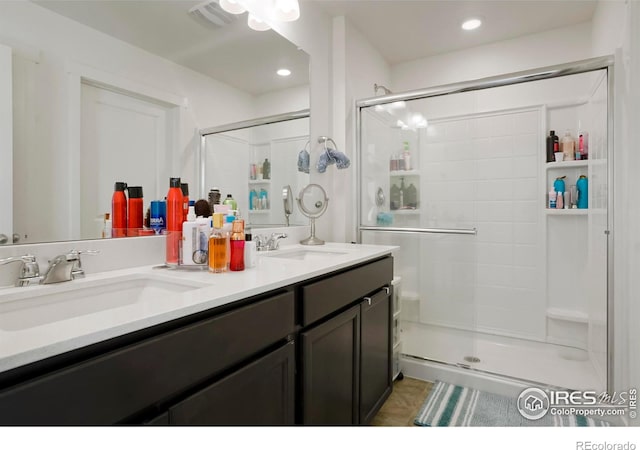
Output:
[
  {"xmin": 41, "ymin": 250, "xmax": 99, "ymax": 284},
  {"xmin": 255, "ymin": 233, "xmax": 288, "ymax": 251},
  {"xmin": 0, "ymin": 255, "xmax": 41, "ymax": 287}
]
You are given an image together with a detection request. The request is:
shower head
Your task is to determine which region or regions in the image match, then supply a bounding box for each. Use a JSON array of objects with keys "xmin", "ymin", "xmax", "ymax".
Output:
[{"xmin": 374, "ymin": 83, "xmax": 393, "ymax": 96}]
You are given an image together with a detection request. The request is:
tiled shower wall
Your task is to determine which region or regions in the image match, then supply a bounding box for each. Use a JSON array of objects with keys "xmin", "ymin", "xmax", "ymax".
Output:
[{"xmin": 419, "ymin": 108, "xmax": 546, "ymax": 340}]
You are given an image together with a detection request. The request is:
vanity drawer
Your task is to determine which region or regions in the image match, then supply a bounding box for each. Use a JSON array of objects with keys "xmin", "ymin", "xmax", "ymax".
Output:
[
  {"xmin": 0, "ymin": 290, "xmax": 295, "ymax": 425},
  {"xmin": 301, "ymin": 256, "xmax": 393, "ymax": 326}
]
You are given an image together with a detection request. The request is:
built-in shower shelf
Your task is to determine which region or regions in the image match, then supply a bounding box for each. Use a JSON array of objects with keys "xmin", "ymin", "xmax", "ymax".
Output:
[
  {"xmin": 545, "ymin": 209, "xmax": 588, "ymax": 216},
  {"xmin": 249, "ymin": 210, "xmax": 270, "ymax": 214},
  {"xmin": 545, "ymin": 160, "xmax": 589, "ymax": 170},
  {"xmin": 392, "ymin": 209, "xmax": 420, "ymax": 215},
  {"xmin": 248, "ymin": 180, "xmax": 271, "ymax": 185},
  {"xmin": 546, "ymin": 307, "xmax": 588, "ymax": 323},
  {"xmin": 390, "ymin": 170, "xmax": 420, "ymax": 176}
]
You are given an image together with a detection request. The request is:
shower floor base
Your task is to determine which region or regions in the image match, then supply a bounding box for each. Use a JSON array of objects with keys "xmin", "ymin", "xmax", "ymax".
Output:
[{"xmin": 401, "ymin": 321, "xmax": 604, "ymax": 392}]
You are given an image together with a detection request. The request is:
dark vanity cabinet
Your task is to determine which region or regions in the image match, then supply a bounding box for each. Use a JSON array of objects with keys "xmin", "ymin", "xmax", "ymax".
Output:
[
  {"xmin": 0, "ymin": 255, "xmax": 393, "ymax": 425},
  {"xmin": 300, "ymin": 257, "xmax": 393, "ymax": 425}
]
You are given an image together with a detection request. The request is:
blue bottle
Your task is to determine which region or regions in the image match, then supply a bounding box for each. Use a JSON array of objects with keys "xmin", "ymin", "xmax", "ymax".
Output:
[
  {"xmin": 576, "ymin": 175, "xmax": 588, "ymax": 209},
  {"xmin": 249, "ymin": 189, "xmax": 257, "ymax": 210},
  {"xmin": 553, "ymin": 176, "xmax": 566, "ymax": 194}
]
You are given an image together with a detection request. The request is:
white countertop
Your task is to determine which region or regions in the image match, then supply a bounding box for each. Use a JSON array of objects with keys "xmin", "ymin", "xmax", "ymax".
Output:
[{"xmin": 0, "ymin": 243, "xmax": 396, "ymax": 374}]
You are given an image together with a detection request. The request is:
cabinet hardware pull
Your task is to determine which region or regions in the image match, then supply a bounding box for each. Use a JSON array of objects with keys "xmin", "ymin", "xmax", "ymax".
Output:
[
  {"xmin": 364, "ymin": 296, "xmax": 372, "ymax": 306},
  {"xmin": 384, "ymin": 287, "xmax": 390, "ymax": 295}
]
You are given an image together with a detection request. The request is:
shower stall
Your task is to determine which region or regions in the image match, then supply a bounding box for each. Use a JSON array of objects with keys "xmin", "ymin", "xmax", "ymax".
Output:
[{"xmin": 356, "ymin": 57, "xmax": 612, "ymax": 393}]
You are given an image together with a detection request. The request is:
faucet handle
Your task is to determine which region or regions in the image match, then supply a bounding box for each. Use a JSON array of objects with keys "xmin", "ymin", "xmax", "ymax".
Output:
[
  {"xmin": 0, "ymin": 254, "xmax": 40, "ymax": 287},
  {"xmin": 67, "ymin": 250, "xmax": 99, "ymax": 279}
]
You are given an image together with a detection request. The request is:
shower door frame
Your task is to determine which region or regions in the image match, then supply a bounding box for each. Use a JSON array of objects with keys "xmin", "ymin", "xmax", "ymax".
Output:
[{"xmin": 355, "ymin": 55, "xmax": 615, "ymax": 392}]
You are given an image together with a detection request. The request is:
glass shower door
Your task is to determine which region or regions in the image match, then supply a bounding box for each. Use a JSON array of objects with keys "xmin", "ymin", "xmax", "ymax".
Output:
[{"xmin": 358, "ymin": 100, "xmax": 479, "ymax": 369}]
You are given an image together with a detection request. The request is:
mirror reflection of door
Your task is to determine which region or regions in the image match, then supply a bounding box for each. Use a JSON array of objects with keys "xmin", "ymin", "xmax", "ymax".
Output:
[
  {"xmin": 0, "ymin": 44, "xmax": 12, "ymax": 245},
  {"xmin": 80, "ymin": 83, "xmax": 173, "ymax": 239}
]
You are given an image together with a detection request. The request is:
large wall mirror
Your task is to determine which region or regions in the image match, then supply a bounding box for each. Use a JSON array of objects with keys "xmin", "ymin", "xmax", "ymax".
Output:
[
  {"xmin": 0, "ymin": 0, "xmax": 309, "ymax": 246},
  {"xmin": 201, "ymin": 111, "xmax": 310, "ymax": 228}
]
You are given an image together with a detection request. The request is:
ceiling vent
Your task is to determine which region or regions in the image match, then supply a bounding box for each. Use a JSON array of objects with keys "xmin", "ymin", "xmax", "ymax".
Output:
[{"xmin": 189, "ymin": 1, "xmax": 237, "ymax": 28}]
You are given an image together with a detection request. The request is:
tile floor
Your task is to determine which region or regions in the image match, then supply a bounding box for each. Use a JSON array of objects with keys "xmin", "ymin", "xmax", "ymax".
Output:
[{"xmin": 371, "ymin": 376, "xmax": 433, "ymax": 426}]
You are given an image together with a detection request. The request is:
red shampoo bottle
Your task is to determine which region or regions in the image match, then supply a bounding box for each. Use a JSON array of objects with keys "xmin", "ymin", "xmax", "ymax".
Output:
[
  {"xmin": 166, "ymin": 178, "xmax": 183, "ymax": 264},
  {"xmin": 127, "ymin": 186, "xmax": 144, "ymax": 236},
  {"xmin": 111, "ymin": 182, "xmax": 127, "ymax": 238}
]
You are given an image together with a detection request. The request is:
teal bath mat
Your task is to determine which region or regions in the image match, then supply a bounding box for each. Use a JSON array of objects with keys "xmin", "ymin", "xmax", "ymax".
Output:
[{"xmin": 415, "ymin": 381, "xmax": 611, "ymax": 427}]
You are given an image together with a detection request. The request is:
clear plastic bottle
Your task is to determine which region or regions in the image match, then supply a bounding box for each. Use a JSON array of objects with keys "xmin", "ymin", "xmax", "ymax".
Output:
[
  {"xmin": 561, "ymin": 130, "xmax": 575, "ymax": 161},
  {"xmin": 402, "ymin": 141, "xmax": 411, "ymax": 171}
]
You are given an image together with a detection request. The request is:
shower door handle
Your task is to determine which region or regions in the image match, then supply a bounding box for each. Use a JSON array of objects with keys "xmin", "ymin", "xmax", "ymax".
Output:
[{"xmin": 359, "ymin": 226, "xmax": 477, "ymax": 235}]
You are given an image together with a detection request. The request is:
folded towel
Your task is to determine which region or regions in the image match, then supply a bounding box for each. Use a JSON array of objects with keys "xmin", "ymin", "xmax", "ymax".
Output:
[
  {"xmin": 316, "ymin": 146, "xmax": 351, "ymax": 173},
  {"xmin": 298, "ymin": 149, "xmax": 310, "ymax": 173}
]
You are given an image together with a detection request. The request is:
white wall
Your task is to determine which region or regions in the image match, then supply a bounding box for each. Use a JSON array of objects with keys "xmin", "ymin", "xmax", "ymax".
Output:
[
  {"xmin": 391, "ymin": 22, "xmax": 592, "ymax": 92},
  {"xmin": 253, "ymin": 85, "xmax": 310, "ymax": 118}
]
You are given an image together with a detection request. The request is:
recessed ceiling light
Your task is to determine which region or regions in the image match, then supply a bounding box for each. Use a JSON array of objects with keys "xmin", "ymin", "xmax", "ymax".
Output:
[
  {"xmin": 462, "ymin": 18, "xmax": 482, "ymax": 31},
  {"xmin": 277, "ymin": 68, "xmax": 292, "ymax": 77}
]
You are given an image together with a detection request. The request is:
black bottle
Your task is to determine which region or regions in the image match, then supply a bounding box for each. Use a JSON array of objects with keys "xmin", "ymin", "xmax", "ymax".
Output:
[{"xmin": 546, "ymin": 130, "xmax": 559, "ymax": 162}]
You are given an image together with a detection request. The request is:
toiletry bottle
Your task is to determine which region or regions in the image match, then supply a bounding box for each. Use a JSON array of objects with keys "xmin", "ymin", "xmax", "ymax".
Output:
[
  {"xmin": 223, "ymin": 214, "xmax": 235, "ymax": 267},
  {"xmin": 127, "ymin": 186, "xmax": 144, "ymax": 236},
  {"xmin": 208, "ymin": 188, "xmax": 221, "ymax": 212},
  {"xmin": 556, "ymin": 189, "xmax": 564, "ymax": 209},
  {"xmin": 182, "ymin": 206, "xmax": 198, "ymax": 266},
  {"xmin": 229, "ymin": 219, "xmax": 245, "ymax": 271},
  {"xmin": 111, "ymin": 182, "xmax": 128, "ymax": 238},
  {"xmin": 546, "ymin": 130, "xmax": 557, "ymax": 163},
  {"xmin": 553, "ymin": 176, "xmax": 566, "ymax": 196},
  {"xmin": 576, "ymin": 175, "xmax": 588, "ymax": 209},
  {"xmin": 195, "ymin": 216, "xmax": 211, "ymax": 265},
  {"xmin": 166, "ymin": 177, "xmax": 183, "ymax": 265},
  {"xmin": 548, "ymin": 190, "xmax": 557, "ymax": 209},
  {"xmin": 390, "ymin": 183, "xmax": 401, "ymax": 210},
  {"xmin": 402, "ymin": 141, "xmax": 411, "ymax": 170},
  {"xmin": 399, "ymin": 177, "xmax": 406, "ymax": 209},
  {"xmin": 580, "ymin": 132, "xmax": 589, "ymax": 159},
  {"xmin": 181, "ymin": 183, "xmax": 189, "ymax": 223},
  {"xmin": 259, "ymin": 188, "xmax": 268, "ymax": 210},
  {"xmin": 223, "ymin": 194, "xmax": 237, "ymax": 211},
  {"xmin": 102, "ymin": 213, "xmax": 112, "ymax": 238},
  {"xmin": 561, "ymin": 130, "xmax": 575, "ymax": 161},
  {"xmin": 208, "ymin": 213, "xmax": 228, "ymax": 273},
  {"xmin": 249, "ymin": 189, "xmax": 257, "ymax": 210},
  {"xmin": 262, "ymin": 158, "xmax": 271, "ymax": 180}
]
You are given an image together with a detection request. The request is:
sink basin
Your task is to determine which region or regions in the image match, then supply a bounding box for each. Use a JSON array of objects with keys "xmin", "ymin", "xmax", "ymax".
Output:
[
  {"xmin": 262, "ymin": 249, "xmax": 348, "ymax": 261},
  {"xmin": 0, "ymin": 274, "xmax": 207, "ymax": 331}
]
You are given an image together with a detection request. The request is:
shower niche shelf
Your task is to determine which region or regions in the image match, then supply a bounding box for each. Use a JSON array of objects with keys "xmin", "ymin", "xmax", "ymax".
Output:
[{"xmin": 545, "ymin": 209, "xmax": 588, "ymax": 216}]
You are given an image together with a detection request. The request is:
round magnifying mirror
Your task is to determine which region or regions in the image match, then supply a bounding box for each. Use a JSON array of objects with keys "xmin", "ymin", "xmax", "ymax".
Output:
[{"xmin": 297, "ymin": 183, "xmax": 329, "ymax": 245}]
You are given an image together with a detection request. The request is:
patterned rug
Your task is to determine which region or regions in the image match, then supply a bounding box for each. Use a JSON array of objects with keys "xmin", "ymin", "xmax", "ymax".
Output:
[{"xmin": 414, "ymin": 381, "xmax": 611, "ymax": 427}]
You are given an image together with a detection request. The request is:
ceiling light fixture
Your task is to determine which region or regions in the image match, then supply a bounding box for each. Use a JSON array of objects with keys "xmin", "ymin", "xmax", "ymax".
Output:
[
  {"xmin": 247, "ymin": 12, "xmax": 270, "ymax": 31},
  {"xmin": 218, "ymin": 0, "xmax": 301, "ymax": 32},
  {"xmin": 219, "ymin": 0, "xmax": 246, "ymax": 15},
  {"xmin": 277, "ymin": 68, "xmax": 291, "ymax": 77},
  {"xmin": 461, "ymin": 18, "xmax": 482, "ymax": 31}
]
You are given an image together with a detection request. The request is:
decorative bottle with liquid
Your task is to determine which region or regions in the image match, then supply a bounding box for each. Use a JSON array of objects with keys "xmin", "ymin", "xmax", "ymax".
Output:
[
  {"xmin": 229, "ymin": 219, "xmax": 245, "ymax": 272},
  {"xmin": 208, "ymin": 213, "xmax": 228, "ymax": 273}
]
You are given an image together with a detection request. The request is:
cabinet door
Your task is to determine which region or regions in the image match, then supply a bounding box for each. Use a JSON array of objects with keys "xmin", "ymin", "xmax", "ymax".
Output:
[
  {"xmin": 360, "ymin": 288, "xmax": 392, "ymax": 424},
  {"xmin": 169, "ymin": 341, "xmax": 295, "ymax": 425},
  {"xmin": 301, "ymin": 304, "xmax": 360, "ymax": 425}
]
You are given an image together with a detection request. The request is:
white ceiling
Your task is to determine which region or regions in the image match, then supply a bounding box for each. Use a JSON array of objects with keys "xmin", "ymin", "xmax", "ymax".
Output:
[
  {"xmin": 33, "ymin": 1, "xmax": 598, "ymax": 95},
  {"xmin": 311, "ymin": 0, "xmax": 598, "ymax": 64},
  {"xmin": 33, "ymin": 0, "xmax": 310, "ymax": 96}
]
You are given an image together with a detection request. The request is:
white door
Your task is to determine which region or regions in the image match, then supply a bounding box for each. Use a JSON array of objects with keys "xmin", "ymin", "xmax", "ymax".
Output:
[
  {"xmin": 80, "ymin": 83, "xmax": 172, "ymax": 239},
  {"xmin": 0, "ymin": 44, "xmax": 12, "ymax": 245}
]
